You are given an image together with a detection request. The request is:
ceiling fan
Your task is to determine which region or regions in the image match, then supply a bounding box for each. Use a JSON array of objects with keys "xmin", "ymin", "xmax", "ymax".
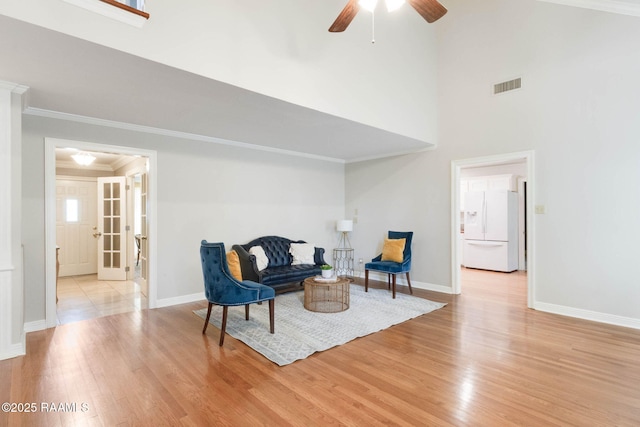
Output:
[{"xmin": 329, "ymin": 0, "xmax": 447, "ymax": 32}]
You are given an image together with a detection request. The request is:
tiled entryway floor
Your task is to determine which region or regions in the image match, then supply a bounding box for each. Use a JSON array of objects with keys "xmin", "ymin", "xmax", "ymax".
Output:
[{"xmin": 56, "ymin": 274, "xmax": 147, "ymax": 325}]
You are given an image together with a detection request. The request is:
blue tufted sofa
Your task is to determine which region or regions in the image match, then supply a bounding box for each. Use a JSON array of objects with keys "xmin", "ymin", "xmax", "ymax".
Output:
[{"xmin": 232, "ymin": 236, "xmax": 326, "ymax": 291}]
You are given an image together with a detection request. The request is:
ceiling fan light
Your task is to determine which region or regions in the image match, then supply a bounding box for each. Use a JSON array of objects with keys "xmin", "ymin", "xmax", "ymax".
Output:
[
  {"xmin": 359, "ymin": 0, "xmax": 378, "ymax": 12},
  {"xmin": 385, "ymin": 0, "xmax": 405, "ymax": 12},
  {"xmin": 71, "ymin": 152, "xmax": 96, "ymax": 166}
]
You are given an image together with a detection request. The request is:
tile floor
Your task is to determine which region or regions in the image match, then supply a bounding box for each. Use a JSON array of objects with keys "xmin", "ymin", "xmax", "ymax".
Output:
[{"xmin": 56, "ymin": 274, "xmax": 148, "ymax": 325}]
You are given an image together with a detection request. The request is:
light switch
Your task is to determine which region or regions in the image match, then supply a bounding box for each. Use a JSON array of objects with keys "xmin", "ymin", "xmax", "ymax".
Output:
[{"xmin": 535, "ymin": 205, "xmax": 546, "ymax": 214}]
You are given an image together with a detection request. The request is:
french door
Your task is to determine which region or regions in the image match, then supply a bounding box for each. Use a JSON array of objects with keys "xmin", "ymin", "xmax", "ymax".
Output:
[{"xmin": 97, "ymin": 176, "xmax": 127, "ymax": 280}]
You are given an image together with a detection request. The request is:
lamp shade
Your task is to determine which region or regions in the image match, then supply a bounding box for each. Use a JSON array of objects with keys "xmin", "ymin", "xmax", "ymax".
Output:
[{"xmin": 336, "ymin": 220, "xmax": 353, "ymax": 232}]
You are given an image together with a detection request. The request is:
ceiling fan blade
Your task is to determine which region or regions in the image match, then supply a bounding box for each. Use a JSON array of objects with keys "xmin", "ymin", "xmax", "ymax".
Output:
[
  {"xmin": 329, "ymin": 0, "xmax": 361, "ymax": 32},
  {"xmin": 407, "ymin": 0, "xmax": 447, "ymax": 23}
]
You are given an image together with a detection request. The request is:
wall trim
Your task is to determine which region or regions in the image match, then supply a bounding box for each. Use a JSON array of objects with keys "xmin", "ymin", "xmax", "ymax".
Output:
[
  {"xmin": 24, "ymin": 320, "xmax": 47, "ymax": 333},
  {"xmin": 156, "ymin": 292, "xmax": 205, "ymax": 308},
  {"xmin": 0, "ymin": 342, "xmax": 25, "ymax": 360},
  {"xmin": 357, "ymin": 271, "xmax": 454, "ymax": 295},
  {"xmin": 534, "ymin": 301, "xmax": 640, "ymax": 330}
]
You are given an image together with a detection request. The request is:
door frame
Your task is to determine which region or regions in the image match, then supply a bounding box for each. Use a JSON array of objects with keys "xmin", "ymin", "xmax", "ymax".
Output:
[
  {"xmin": 44, "ymin": 138, "xmax": 158, "ymax": 328},
  {"xmin": 451, "ymin": 150, "xmax": 535, "ymax": 308}
]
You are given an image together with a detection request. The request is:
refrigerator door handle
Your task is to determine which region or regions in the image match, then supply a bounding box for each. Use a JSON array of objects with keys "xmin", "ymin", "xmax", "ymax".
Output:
[{"xmin": 482, "ymin": 197, "xmax": 487, "ymax": 235}]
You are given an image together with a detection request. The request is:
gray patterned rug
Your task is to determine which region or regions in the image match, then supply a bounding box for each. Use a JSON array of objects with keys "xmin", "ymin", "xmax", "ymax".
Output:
[{"xmin": 193, "ymin": 284, "xmax": 446, "ymax": 366}]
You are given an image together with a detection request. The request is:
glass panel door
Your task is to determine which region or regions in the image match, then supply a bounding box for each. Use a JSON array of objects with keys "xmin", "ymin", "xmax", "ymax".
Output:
[{"xmin": 97, "ymin": 176, "xmax": 127, "ymax": 280}]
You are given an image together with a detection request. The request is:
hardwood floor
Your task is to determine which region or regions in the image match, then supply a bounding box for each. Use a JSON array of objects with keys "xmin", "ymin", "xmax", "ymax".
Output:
[{"xmin": 2, "ymin": 269, "xmax": 640, "ymax": 426}]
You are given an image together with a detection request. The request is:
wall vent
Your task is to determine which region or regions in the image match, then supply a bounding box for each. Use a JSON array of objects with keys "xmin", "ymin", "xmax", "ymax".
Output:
[{"xmin": 494, "ymin": 77, "xmax": 522, "ymax": 95}]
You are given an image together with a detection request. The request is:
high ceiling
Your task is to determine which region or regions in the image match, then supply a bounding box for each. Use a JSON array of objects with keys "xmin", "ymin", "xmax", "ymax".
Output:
[{"xmin": 0, "ymin": 14, "xmax": 434, "ymax": 163}]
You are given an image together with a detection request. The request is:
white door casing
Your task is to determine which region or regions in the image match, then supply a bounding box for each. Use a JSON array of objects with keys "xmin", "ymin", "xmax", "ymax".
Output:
[
  {"xmin": 97, "ymin": 176, "xmax": 127, "ymax": 281},
  {"xmin": 45, "ymin": 137, "xmax": 158, "ymax": 328}
]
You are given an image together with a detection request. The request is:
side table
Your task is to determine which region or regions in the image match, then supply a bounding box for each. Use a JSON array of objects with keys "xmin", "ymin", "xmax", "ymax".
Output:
[
  {"xmin": 303, "ymin": 276, "xmax": 350, "ymax": 313},
  {"xmin": 333, "ymin": 248, "xmax": 354, "ymax": 279}
]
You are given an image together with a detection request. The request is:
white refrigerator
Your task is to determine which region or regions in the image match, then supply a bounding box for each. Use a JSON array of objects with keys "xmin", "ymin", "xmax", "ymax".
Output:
[{"xmin": 463, "ymin": 190, "xmax": 518, "ymax": 272}]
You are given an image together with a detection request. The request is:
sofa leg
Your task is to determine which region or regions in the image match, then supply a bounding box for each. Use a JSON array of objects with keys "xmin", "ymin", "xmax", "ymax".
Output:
[
  {"xmin": 365, "ymin": 269, "xmax": 369, "ymax": 292},
  {"xmin": 245, "ymin": 304, "xmax": 250, "ymax": 320}
]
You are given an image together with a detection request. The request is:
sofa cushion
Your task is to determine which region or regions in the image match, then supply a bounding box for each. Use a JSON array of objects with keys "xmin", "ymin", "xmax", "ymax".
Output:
[
  {"xmin": 289, "ymin": 243, "xmax": 315, "ymax": 265},
  {"xmin": 381, "ymin": 238, "xmax": 406, "ymax": 263},
  {"xmin": 249, "ymin": 246, "xmax": 269, "ymax": 271},
  {"xmin": 226, "ymin": 250, "xmax": 243, "ymax": 280},
  {"xmin": 260, "ymin": 264, "xmax": 322, "ymax": 287}
]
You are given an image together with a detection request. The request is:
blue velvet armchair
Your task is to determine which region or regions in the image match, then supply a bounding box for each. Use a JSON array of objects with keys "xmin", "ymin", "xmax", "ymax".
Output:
[
  {"xmin": 364, "ymin": 231, "xmax": 413, "ymax": 299},
  {"xmin": 200, "ymin": 241, "xmax": 275, "ymax": 346}
]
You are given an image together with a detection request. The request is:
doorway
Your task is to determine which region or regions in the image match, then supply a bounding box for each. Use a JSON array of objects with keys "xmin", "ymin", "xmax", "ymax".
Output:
[
  {"xmin": 451, "ymin": 150, "xmax": 535, "ymax": 308},
  {"xmin": 45, "ymin": 138, "xmax": 157, "ymax": 328}
]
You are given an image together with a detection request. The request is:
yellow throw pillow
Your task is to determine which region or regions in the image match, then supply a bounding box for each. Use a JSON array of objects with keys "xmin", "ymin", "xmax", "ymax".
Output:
[
  {"xmin": 226, "ymin": 250, "xmax": 243, "ymax": 281},
  {"xmin": 381, "ymin": 238, "xmax": 406, "ymax": 263}
]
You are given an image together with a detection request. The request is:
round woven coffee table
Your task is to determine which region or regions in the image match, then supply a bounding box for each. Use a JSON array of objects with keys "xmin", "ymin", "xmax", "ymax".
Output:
[{"xmin": 303, "ymin": 276, "xmax": 350, "ymax": 313}]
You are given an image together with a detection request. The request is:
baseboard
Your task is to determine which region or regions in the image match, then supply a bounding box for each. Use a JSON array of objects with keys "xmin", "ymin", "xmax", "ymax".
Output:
[
  {"xmin": 24, "ymin": 320, "xmax": 48, "ymax": 333},
  {"xmin": 0, "ymin": 342, "xmax": 25, "ymax": 360},
  {"xmin": 534, "ymin": 302, "xmax": 640, "ymax": 330},
  {"xmin": 156, "ymin": 292, "xmax": 205, "ymax": 308},
  {"xmin": 361, "ymin": 271, "xmax": 454, "ymax": 295}
]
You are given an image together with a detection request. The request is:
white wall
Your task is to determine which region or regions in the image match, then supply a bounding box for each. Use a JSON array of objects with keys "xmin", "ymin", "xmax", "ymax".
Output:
[
  {"xmin": 346, "ymin": 0, "xmax": 640, "ymax": 325},
  {"xmin": 0, "ymin": 0, "xmax": 439, "ymax": 144},
  {"xmin": 22, "ymin": 115, "xmax": 344, "ymax": 323}
]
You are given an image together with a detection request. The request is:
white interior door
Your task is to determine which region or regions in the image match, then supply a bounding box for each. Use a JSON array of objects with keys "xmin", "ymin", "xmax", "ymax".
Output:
[
  {"xmin": 56, "ymin": 178, "xmax": 98, "ymax": 276},
  {"xmin": 97, "ymin": 176, "xmax": 127, "ymax": 281}
]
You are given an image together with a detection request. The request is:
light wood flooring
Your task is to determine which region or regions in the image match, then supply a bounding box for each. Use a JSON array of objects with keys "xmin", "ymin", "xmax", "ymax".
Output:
[
  {"xmin": 56, "ymin": 274, "xmax": 147, "ymax": 325},
  {"xmin": 2, "ymin": 268, "xmax": 640, "ymax": 426}
]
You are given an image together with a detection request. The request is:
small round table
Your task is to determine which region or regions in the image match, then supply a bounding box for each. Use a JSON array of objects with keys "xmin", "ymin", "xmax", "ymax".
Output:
[{"xmin": 303, "ymin": 276, "xmax": 350, "ymax": 313}]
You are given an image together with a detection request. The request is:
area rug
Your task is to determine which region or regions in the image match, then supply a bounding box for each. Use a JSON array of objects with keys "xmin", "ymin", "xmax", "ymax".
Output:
[{"xmin": 193, "ymin": 284, "xmax": 446, "ymax": 366}]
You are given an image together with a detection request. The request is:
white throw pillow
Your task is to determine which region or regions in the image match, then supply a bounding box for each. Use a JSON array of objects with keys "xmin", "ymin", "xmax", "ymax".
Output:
[
  {"xmin": 249, "ymin": 246, "xmax": 269, "ymax": 271},
  {"xmin": 289, "ymin": 243, "xmax": 315, "ymax": 265}
]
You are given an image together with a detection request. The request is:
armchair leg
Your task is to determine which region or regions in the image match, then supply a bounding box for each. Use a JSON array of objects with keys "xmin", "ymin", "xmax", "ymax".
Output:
[
  {"xmin": 202, "ymin": 302, "xmax": 213, "ymax": 334},
  {"xmin": 388, "ymin": 274, "xmax": 391, "ymax": 290},
  {"xmin": 365, "ymin": 269, "xmax": 369, "ymax": 292},
  {"xmin": 406, "ymin": 272, "xmax": 413, "ymax": 294},
  {"xmin": 245, "ymin": 304, "xmax": 250, "ymax": 320},
  {"xmin": 219, "ymin": 306, "xmax": 228, "ymax": 347},
  {"xmin": 268, "ymin": 299, "xmax": 275, "ymax": 334},
  {"xmin": 392, "ymin": 274, "xmax": 397, "ymax": 299}
]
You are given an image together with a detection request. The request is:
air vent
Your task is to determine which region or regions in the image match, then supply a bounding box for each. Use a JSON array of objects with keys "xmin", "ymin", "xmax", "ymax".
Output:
[{"xmin": 494, "ymin": 78, "xmax": 522, "ymax": 95}]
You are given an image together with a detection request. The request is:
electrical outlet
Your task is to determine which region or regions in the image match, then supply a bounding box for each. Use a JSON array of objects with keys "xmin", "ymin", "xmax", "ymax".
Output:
[
  {"xmin": 535, "ymin": 205, "xmax": 546, "ymax": 214},
  {"xmin": 358, "ymin": 258, "xmax": 363, "ymax": 264}
]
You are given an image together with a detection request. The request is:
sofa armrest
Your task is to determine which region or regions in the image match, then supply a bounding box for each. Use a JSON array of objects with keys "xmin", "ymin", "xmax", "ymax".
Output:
[
  {"xmin": 232, "ymin": 244, "xmax": 261, "ymax": 282},
  {"xmin": 314, "ymin": 247, "xmax": 327, "ymax": 265}
]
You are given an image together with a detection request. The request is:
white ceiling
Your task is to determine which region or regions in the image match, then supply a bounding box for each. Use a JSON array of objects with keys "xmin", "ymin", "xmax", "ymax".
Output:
[{"xmin": 0, "ymin": 14, "xmax": 434, "ymax": 163}]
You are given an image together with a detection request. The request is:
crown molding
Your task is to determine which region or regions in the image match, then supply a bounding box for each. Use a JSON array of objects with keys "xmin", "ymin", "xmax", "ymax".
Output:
[
  {"xmin": 538, "ymin": 0, "xmax": 640, "ymax": 17},
  {"xmin": 56, "ymin": 159, "xmax": 114, "ymax": 172}
]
